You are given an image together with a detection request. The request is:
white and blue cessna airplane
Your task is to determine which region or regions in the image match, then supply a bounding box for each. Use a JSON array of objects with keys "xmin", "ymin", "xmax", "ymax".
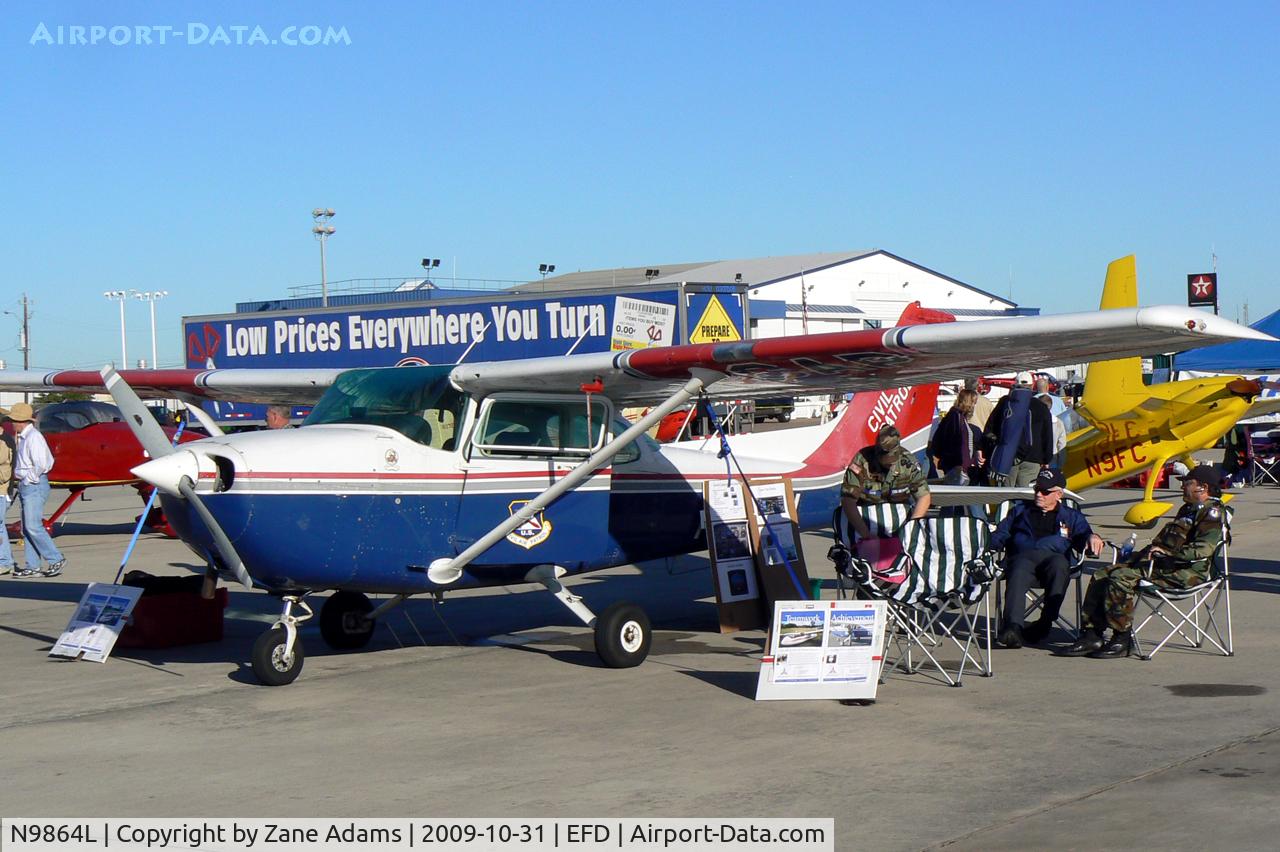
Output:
[{"xmin": 1, "ymin": 287, "xmax": 1267, "ymax": 685}]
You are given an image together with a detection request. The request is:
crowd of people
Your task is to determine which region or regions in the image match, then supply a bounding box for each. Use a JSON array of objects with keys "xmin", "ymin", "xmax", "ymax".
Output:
[{"xmin": 843, "ymin": 370, "xmax": 1228, "ymax": 659}]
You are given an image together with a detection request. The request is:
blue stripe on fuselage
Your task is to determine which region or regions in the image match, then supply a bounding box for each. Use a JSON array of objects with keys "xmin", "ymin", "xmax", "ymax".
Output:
[{"xmin": 161, "ymin": 480, "xmax": 845, "ymax": 593}]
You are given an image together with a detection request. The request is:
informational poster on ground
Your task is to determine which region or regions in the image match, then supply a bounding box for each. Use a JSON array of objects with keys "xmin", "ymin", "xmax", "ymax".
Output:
[
  {"xmin": 745, "ymin": 479, "xmax": 812, "ymax": 605},
  {"xmin": 755, "ymin": 600, "xmax": 886, "ymax": 701},
  {"xmin": 50, "ymin": 582, "xmax": 144, "ymax": 663},
  {"xmin": 611, "ymin": 296, "xmax": 676, "ymax": 350}
]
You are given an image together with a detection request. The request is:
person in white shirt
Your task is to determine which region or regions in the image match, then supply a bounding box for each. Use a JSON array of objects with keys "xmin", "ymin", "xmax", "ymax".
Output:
[{"xmin": 7, "ymin": 403, "xmax": 65, "ymax": 578}]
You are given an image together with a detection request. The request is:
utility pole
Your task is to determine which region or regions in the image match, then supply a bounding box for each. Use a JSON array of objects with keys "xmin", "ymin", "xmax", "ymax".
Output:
[{"xmin": 21, "ymin": 293, "xmax": 29, "ymax": 403}]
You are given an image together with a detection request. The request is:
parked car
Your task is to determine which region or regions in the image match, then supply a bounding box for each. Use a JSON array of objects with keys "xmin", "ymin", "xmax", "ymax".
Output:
[{"xmin": 752, "ymin": 397, "xmax": 794, "ymax": 423}]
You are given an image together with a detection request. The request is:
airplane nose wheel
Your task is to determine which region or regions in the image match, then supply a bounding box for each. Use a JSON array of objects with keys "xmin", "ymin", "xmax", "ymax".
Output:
[{"xmin": 251, "ymin": 596, "xmax": 312, "ymax": 686}]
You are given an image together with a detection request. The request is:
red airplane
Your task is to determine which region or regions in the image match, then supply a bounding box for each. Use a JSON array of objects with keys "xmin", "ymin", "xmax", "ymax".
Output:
[{"xmin": 3, "ymin": 400, "xmax": 203, "ymax": 536}]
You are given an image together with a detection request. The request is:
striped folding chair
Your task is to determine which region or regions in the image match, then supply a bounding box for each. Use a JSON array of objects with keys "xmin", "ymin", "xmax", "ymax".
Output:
[
  {"xmin": 828, "ymin": 504, "xmax": 910, "ymax": 600},
  {"xmin": 834, "ymin": 509, "xmax": 999, "ymax": 687},
  {"xmin": 884, "ymin": 516, "xmax": 999, "ymax": 686},
  {"xmin": 1132, "ymin": 503, "xmax": 1234, "ymax": 660}
]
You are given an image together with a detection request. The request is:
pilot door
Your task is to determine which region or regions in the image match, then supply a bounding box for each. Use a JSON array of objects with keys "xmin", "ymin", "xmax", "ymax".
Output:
[{"xmin": 456, "ymin": 393, "xmax": 615, "ymax": 573}]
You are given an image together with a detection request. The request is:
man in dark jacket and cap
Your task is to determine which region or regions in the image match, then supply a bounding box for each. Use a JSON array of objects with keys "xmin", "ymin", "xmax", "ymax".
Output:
[{"xmin": 990, "ymin": 468, "xmax": 1103, "ymax": 647}]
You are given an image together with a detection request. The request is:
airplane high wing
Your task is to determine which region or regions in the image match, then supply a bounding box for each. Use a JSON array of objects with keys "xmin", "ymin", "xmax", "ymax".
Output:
[
  {"xmin": 0, "ymin": 269, "xmax": 1270, "ymax": 686},
  {"xmin": 451, "ymin": 305, "xmax": 1269, "ymax": 403},
  {"xmin": 2, "ymin": 304, "xmax": 1268, "ymax": 407}
]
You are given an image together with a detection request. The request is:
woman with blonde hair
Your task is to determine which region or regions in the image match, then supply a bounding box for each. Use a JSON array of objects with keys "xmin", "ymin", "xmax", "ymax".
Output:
[{"xmin": 929, "ymin": 389, "xmax": 984, "ymax": 485}]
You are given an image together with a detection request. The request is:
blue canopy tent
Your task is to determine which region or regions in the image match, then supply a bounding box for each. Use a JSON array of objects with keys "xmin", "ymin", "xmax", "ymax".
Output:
[{"xmin": 1176, "ymin": 308, "xmax": 1280, "ymax": 373}]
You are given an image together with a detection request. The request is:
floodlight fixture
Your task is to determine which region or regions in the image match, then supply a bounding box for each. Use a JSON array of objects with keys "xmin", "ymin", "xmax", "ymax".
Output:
[{"xmin": 311, "ymin": 208, "xmax": 337, "ymax": 306}]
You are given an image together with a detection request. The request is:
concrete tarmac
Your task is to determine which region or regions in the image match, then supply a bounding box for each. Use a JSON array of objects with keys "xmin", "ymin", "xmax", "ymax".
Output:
[{"xmin": 1, "ymin": 480, "xmax": 1277, "ymax": 850}]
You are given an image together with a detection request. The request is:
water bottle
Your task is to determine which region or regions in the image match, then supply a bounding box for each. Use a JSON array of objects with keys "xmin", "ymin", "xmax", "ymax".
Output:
[{"xmin": 1119, "ymin": 532, "xmax": 1137, "ymax": 561}]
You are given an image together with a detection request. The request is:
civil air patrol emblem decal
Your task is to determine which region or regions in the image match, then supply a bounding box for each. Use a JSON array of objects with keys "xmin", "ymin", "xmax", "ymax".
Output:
[{"xmin": 506, "ymin": 500, "xmax": 552, "ymax": 549}]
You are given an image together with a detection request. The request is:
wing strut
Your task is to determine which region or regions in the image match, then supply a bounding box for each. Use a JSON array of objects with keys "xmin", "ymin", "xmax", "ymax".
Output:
[{"xmin": 426, "ymin": 371, "xmax": 716, "ymax": 585}]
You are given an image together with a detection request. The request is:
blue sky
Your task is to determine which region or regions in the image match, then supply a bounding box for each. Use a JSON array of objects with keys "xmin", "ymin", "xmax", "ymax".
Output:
[{"xmin": 3, "ymin": 1, "xmax": 1278, "ymax": 369}]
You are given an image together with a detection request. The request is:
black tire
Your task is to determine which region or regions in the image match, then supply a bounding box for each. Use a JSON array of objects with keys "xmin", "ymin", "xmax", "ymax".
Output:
[
  {"xmin": 251, "ymin": 627, "xmax": 305, "ymax": 686},
  {"xmin": 319, "ymin": 590, "xmax": 376, "ymax": 650},
  {"xmin": 777, "ymin": 412, "xmax": 790, "ymax": 422},
  {"xmin": 594, "ymin": 602, "xmax": 651, "ymax": 668}
]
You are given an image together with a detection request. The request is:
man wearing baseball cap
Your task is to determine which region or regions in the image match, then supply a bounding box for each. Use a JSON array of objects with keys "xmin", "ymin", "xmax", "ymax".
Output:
[
  {"xmin": 1061, "ymin": 465, "xmax": 1226, "ymax": 658},
  {"xmin": 841, "ymin": 424, "xmax": 932, "ymax": 541},
  {"xmin": 988, "ymin": 468, "xmax": 1103, "ymax": 647},
  {"xmin": 6, "ymin": 402, "xmax": 65, "ymax": 578}
]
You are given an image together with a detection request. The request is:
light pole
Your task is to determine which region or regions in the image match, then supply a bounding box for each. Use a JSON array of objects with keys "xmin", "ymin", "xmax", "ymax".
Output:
[
  {"xmin": 134, "ymin": 290, "xmax": 169, "ymax": 368},
  {"xmin": 312, "ymin": 208, "xmax": 336, "ymax": 307},
  {"xmin": 538, "ymin": 263, "xmax": 556, "ymax": 280},
  {"xmin": 421, "ymin": 257, "xmax": 440, "ymax": 285},
  {"xmin": 103, "ymin": 290, "xmax": 133, "ymax": 367}
]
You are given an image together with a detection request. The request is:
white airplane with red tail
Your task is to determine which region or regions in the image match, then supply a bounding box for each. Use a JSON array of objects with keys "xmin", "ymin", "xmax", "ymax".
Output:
[{"xmin": 0, "ymin": 270, "xmax": 1267, "ymax": 685}]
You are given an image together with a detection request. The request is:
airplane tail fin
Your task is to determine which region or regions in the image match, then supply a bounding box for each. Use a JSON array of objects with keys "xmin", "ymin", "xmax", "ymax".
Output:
[{"xmin": 1078, "ymin": 256, "xmax": 1149, "ymax": 424}]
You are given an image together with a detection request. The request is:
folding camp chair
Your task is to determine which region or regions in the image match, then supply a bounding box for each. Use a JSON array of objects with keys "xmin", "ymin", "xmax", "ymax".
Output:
[
  {"xmin": 1247, "ymin": 432, "xmax": 1280, "ymax": 486},
  {"xmin": 831, "ymin": 508, "xmax": 999, "ymax": 686},
  {"xmin": 829, "ymin": 503, "xmax": 909, "ymax": 600},
  {"xmin": 1132, "ymin": 504, "xmax": 1233, "ymax": 660}
]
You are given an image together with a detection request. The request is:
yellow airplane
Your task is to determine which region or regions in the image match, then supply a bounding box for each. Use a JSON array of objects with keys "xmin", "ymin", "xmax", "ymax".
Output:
[{"xmin": 1063, "ymin": 256, "xmax": 1280, "ymax": 526}]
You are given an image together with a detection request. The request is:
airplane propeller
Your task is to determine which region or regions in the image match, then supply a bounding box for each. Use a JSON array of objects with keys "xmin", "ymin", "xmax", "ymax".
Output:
[
  {"xmin": 1226, "ymin": 378, "xmax": 1264, "ymax": 398},
  {"xmin": 100, "ymin": 367, "xmax": 253, "ymax": 589}
]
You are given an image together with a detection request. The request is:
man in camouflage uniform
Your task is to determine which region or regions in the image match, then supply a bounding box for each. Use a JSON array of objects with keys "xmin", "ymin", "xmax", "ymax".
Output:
[
  {"xmin": 841, "ymin": 424, "xmax": 932, "ymax": 540},
  {"xmin": 1059, "ymin": 466, "xmax": 1226, "ymax": 658}
]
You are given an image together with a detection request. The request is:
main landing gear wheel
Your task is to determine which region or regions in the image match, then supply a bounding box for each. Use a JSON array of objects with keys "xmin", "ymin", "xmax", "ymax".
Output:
[
  {"xmin": 319, "ymin": 590, "xmax": 376, "ymax": 650},
  {"xmin": 594, "ymin": 602, "xmax": 652, "ymax": 668},
  {"xmin": 251, "ymin": 627, "xmax": 305, "ymax": 686}
]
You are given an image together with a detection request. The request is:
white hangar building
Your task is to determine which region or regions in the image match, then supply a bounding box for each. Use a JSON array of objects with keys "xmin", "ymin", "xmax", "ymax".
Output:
[{"xmin": 519, "ymin": 249, "xmax": 1035, "ymax": 340}]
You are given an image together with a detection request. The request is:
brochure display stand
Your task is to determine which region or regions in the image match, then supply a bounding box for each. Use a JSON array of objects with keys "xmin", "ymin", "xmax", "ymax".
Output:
[
  {"xmin": 703, "ymin": 477, "xmax": 814, "ymax": 632},
  {"xmin": 50, "ymin": 583, "xmax": 144, "ymax": 663},
  {"xmin": 755, "ymin": 599, "xmax": 887, "ymax": 702},
  {"xmin": 704, "ymin": 479, "xmax": 767, "ymax": 632}
]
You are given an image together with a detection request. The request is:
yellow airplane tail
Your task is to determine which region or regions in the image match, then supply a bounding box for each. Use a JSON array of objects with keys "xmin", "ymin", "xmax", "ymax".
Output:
[{"xmin": 1078, "ymin": 255, "xmax": 1148, "ymax": 423}]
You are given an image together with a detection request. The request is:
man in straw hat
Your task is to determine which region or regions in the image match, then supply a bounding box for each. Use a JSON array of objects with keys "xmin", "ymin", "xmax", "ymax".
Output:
[{"xmin": 6, "ymin": 402, "xmax": 65, "ymax": 578}]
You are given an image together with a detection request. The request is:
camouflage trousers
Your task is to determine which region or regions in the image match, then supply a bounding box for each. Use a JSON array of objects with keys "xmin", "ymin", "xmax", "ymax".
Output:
[{"xmin": 1082, "ymin": 554, "xmax": 1206, "ymax": 633}]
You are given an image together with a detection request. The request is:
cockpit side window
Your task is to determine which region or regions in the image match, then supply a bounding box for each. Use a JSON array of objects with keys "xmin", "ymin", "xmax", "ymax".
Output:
[{"xmin": 474, "ymin": 397, "xmax": 610, "ymax": 456}]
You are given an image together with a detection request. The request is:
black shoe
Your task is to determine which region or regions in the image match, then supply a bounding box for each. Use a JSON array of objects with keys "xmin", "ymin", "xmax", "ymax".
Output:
[
  {"xmin": 1055, "ymin": 633, "xmax": 1104, "ymax": 656},
  {"xmin": 1088, "ymin": 634, "xmax": 1132, "ymax": 659},
  {"xmin": 1022, "ymin": 619, "xmax": 1052, "ymax": 645},
  {"xmin": 997, "ymin": 624, "xmax": 1024, "ymax": 649}
]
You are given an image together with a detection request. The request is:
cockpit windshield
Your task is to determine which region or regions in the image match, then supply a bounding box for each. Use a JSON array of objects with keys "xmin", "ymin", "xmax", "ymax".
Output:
[
  {"xmin": 36, "ymin": 401, "xmax": 124, "ymax": 433},
  {"xmin": 304, "ymin": 366, "xmax": 468, "ymax": 450}
]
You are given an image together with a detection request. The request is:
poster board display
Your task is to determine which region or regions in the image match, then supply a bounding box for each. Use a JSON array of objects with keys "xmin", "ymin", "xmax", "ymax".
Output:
[
  {"xmin": 704, "ymin": 479, "xmax": 767, "ymax": 632},
  {"xmin": 744, "ymin": 479, "xmax": 812, "ymax": 608},
  {"xmin": 50, "ymin": 583, "xmax": 144, "ymax": 663},
  {"xmin": 755, "ymin": 599, "xmax": 887, "ymax": 701}
]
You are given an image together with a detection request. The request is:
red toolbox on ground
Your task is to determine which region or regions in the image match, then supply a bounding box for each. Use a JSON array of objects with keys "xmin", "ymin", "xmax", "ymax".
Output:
[{"xmin": 117, "ymin": 573, "xmax": 228, "ymax": 648}]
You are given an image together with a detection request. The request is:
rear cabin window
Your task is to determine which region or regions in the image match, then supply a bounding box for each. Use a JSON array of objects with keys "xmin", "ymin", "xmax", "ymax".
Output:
[{"xmin": 477, "ymin": 399, "xmax": 608, "ymax": 455}]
